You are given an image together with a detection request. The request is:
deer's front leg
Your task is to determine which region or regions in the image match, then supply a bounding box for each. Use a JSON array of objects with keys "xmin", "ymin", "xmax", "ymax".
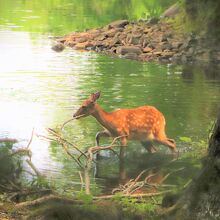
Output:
[
  {"xmin": 120, "ymin": 137, "xmax": 128, "ymax": 159},
  {"xmin": 95, "ymin": 130, "xmax": 111, "ymax": 146}
]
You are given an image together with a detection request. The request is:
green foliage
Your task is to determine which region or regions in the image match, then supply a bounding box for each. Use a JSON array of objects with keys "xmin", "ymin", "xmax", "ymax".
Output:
[
  {"xmin": 172, "ymin": 0, "xmax": 220, "ymax": 37},
  {"xmin": 29, "ymin": 176, "xmax": 51, "ymax": 189},
  {"xmin": 113, "ymin": 193, "xmax": 157, "ymax": 218},
  {"xmin": 75, "ymin": 191, "xmax": 96, "ymax": 211},
  {"xmin": 0, "ymin": 0, "xmax": 176, "ymax": 34},
  {"xmin": 179, "ymin": 136, "xmax": 192, "ymax": 143},
  {"xmin": 0, "ymin": 145, "xmax": 18, "ymax": 183}
]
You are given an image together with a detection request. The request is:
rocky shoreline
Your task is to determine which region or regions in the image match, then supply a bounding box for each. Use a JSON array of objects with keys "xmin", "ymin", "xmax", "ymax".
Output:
[{"xmin": 54, "ymin": 19, "xmax": 220, "ymax": 64}]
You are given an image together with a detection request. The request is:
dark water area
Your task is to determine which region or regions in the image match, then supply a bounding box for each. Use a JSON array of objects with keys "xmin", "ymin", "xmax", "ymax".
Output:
[{"xmin": 0, "ymin": 0, "xmax": 220, "ymax": 194}]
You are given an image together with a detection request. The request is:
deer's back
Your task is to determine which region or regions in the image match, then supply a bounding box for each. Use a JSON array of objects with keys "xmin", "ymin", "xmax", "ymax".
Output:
[{"xmin": 110, "ymin": 106, "xmax": 166, "ymax": 140}]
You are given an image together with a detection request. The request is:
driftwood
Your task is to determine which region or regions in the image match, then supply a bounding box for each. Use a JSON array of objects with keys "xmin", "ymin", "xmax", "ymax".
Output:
[{"xmin": 112, "ymin": 168, "xmax": 184, "ymax": 196}]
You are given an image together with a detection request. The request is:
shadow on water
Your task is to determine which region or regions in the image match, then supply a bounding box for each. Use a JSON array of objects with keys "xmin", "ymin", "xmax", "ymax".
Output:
[
  {"xmin": 93, "ymin": 146, "xmax": 200, "ymax": 194},
  {"xmin": 182, "ymin": 64, "xmax": 220, "ymax": 81}
]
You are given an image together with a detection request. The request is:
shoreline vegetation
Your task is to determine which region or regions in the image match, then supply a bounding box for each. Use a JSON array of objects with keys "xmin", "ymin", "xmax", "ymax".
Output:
[{"xmin": 53, "ymin": 3, "xmax": 220, "ymax": 65}]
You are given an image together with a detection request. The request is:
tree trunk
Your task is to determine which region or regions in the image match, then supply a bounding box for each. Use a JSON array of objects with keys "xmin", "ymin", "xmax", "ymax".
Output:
[{"xmin": 162, "ymin": 114, "xmax": 220, "ymax": 220}]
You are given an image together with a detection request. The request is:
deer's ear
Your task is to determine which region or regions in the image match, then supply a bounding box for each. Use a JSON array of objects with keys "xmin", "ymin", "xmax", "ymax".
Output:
[{"xmin": 90, "ymin": 91, "xmax": 101, "ymax": 102}]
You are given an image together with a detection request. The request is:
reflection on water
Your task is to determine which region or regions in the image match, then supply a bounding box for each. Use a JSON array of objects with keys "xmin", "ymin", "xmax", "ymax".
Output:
[{"xmin": 0, "ymin": 0, "xmax": 220, "ymax": 194}]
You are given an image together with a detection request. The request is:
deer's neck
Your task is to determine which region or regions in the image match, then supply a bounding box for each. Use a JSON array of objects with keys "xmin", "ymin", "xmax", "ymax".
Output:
[{"xmin": 91, "ymin": 104, "xmax": 113, "ymax": 131}]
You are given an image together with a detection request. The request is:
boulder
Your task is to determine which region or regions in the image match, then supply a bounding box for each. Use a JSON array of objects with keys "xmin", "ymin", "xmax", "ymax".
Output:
[
  {"xmin": 109, "ymin": 20, "xmax": 129, "ymax": 28},
  {"xmin": 116, "ymin": 46, "xmax": 142, "ymax": 55},
  {"xmin": 51, "ymin": 42, "xmax": 65, "ymax": 52}
]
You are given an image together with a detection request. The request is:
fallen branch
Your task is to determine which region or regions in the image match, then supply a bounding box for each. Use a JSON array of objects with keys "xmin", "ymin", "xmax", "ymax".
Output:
[
  {"xmin": 16, "ymin": 194, "xmax": 81, "ymax": 209},
  {"xmin": 94, "ymin": 190, "xmax": 173, "ymax": 200},
  {"xmin": 8, "ymin": 189, "xmax": 52, "ymax": 201}
]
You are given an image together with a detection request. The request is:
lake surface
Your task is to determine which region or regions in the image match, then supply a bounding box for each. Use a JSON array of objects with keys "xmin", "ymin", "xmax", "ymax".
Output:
[{"xmin": 0, "ymin": 0, "xmax": 220, "ymax": 194}]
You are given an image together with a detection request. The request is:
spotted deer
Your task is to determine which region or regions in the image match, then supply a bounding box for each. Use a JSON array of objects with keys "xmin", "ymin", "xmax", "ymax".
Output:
[{"xmin": 73, "ymin": 92, "xmax": 176, "ymax": 157}]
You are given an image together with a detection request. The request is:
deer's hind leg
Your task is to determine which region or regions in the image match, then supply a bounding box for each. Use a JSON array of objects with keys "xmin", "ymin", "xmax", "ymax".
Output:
[
  {"xmin": 141, "ymin": 141, "xmax": 157, "ymax": 153},
  {"xmin": 156, "ymin": 138, "xmax": 177, "ymax": 153}
]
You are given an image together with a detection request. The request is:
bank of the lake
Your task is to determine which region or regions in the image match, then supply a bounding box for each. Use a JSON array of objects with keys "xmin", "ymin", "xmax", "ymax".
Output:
[{"xmin": 55, "ymin": 18, "xmax": 220, "ymax": 65}]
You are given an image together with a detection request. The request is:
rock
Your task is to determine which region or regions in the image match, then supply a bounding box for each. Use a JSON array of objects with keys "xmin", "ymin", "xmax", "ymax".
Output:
[
  {"xmin": 161, "ymin": 35, "xmax": 168, "ymax": 42},
  {"xmin": 186, "ymin": 47, "xmax": 194, "ymax": 56},
  {"xmin": 143, "ymin": 28, "xmax": 152, "ymax": 34},
  {"xmin": 181, "ymin": 55, "xmax": 187, "ymax": 63},
  {"xmin": 147, "ymin": 17, "xmax": 160, "ymax": 25},
  {"xmin": 75, "ymin": 42, "xmax": 93, "ymax": 50},
  {"xmin": 51, "ymin": 42, "xmax": 65, "ymax": 52},
  {"xmin": 147, "ymin": 42, "xmax": 156, "ymax": 49},
  {"xmin": 129, "ymin": 34, "xmax": 142, "ymax": 45},
  {"xmin": 162, "ymin": 51, "xmax": 175, "ymax": 58},
  {"xmin": 64, "ymin": 41, "xmax": 76, "ymax": 47},
  {"xmin": 143, "ymin": 47, "xmax": 153, "ymax": 53},
  {"xmin": 161, "ymin": 43, "xmax": 172, "ymax": 51},
  {"xmin": 198, "ymin": 51, "xmax": 210, "ymax": 61},
  {"xmin": 171, "ymin": 53, "xmax": 182, "ymax": 62},
  {"xmin": 213, "ymin": 52, "xmax": 220, "ymax": 61},
  {"xmin": 171, "ymin": 41, "xmax": 183, "ymax": 49},
  {"xmin": 109, "ymin": 37, "xmax": 121, "ymax": 47},
  {"xmin": 122, "ymin": 52, "xmax": 138, "ymax": 60},
  {"xmin": 139, "ymin": 35, "xmax": 146, "ymax": 46},
  {"xmin": 154, "ymin": 51, "xmax": 163, "ymax": 56},
  {"xmin": 77, "ymin": 37, "xmax": 88, "ymax": 43},
  {"xmin": 104, "ymin": 29, "xmax": 118, "ymax": 37},
  {"xmin": 110, "ymin": 47, "xmax": 117, "ymax": 53},
  {"xmin": 116, "ymin": 46, "xmax": 142, "ymax": 55},
  {"xmin": 109, "ymin": 20, "xmax": 129, "ymax": 28},
  {"xmin": 95, "ymin": 35, "xmax": 106, "ymax": 41}
]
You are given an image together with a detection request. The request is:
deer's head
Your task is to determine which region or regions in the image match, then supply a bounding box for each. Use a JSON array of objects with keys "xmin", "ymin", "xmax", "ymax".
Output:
[{"xmin": 73, "ymin": 91, "xmax": 101, "ymax": 119}]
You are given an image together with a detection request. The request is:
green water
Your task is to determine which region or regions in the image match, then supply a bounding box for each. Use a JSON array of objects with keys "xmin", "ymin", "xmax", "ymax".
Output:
[{"xmin": 0, "ymin": 0, "xmax": 220, "ymax": 194}]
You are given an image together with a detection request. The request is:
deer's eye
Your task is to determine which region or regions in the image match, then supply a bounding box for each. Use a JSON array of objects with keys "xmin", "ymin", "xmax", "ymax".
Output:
[{"xmin": 82, "ymin": 106, "xmax": 86, "ymax": 109}]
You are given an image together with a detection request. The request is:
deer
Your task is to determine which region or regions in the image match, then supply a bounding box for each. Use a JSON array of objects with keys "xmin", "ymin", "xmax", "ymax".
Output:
[{"xmin": 73, "ymin": 91, "xmax": 176, "ymax": 158}]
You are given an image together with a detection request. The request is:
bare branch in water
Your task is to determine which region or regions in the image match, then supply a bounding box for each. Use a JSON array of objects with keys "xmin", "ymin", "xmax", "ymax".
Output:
[
  {"xmin": 87, "ymin": 135, "xmax": 127, "ymax": 160},
  {"xmin": 26, "ymin": 128, "xmax": 35, "ymax": 149},
  {"xmin": 26, "ymin": 159, "xmax": 42, "ymax": 177}
]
